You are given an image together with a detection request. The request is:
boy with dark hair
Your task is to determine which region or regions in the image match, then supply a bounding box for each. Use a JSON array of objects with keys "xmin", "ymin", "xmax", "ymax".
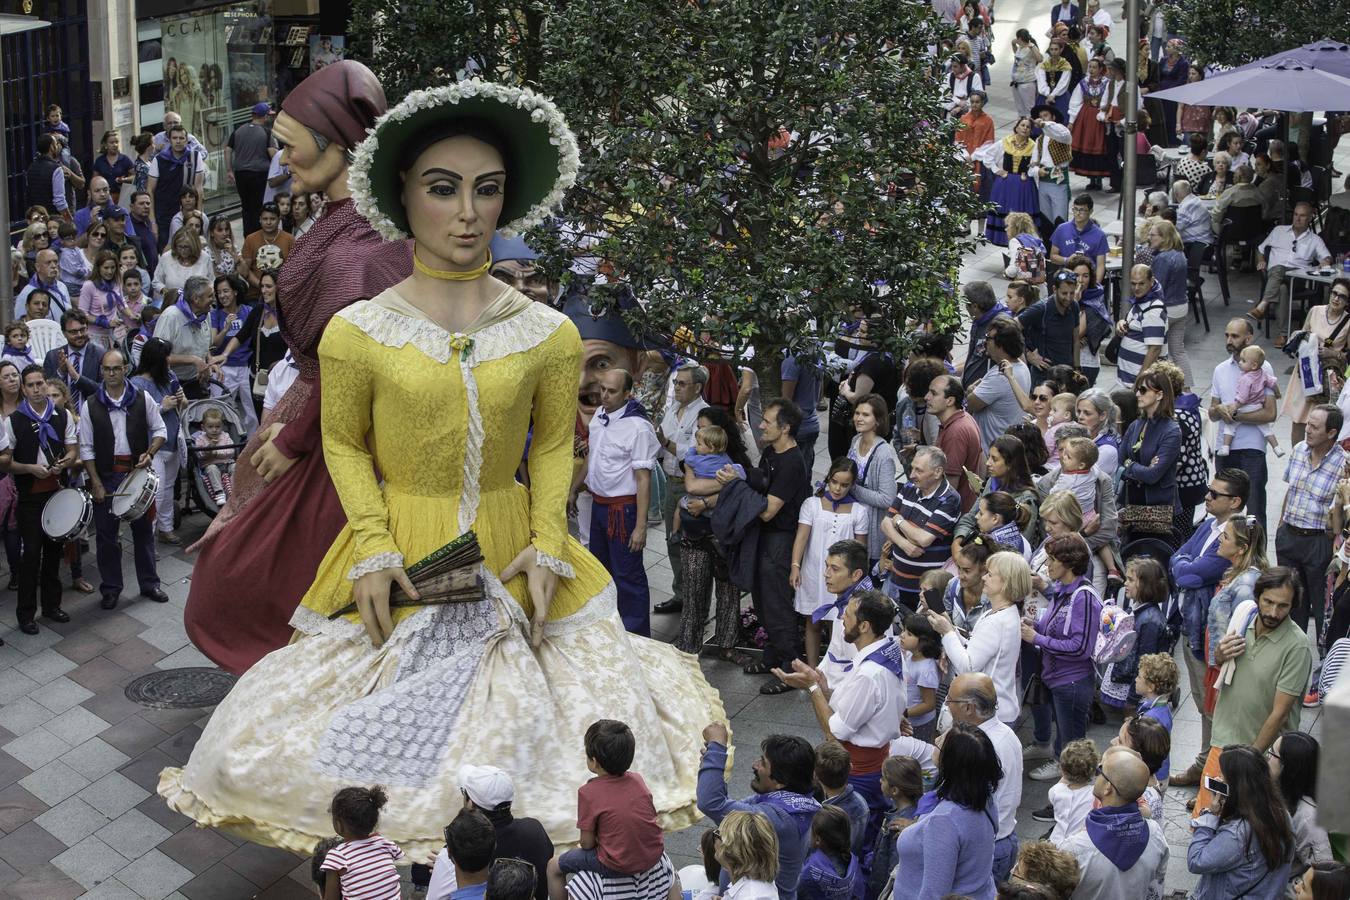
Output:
[{"xmin": 546, "ymin": 719, "xmax": 665, "ymax": 899}]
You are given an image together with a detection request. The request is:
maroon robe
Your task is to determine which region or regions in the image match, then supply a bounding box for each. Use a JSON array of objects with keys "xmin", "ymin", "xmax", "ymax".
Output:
[{"xmin": 184, "ymin": 198, "xmax": 411, "ymax": 675}]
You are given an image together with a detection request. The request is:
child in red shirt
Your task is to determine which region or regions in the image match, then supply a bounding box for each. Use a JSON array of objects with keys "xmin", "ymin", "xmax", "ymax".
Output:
[{"xmin": 546, "ymin": 719, "xmax": 665, "ymax": 899}]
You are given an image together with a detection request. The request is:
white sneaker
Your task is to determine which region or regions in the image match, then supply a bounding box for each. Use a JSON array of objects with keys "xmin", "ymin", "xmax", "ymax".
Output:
[
  {"xmin": 1023, "ymin": 742, "xmax": 1053, "ymax": 762},
  {"xmin": 1030, "ymin": 761, "xmax": 1062, "ymax": 781}
]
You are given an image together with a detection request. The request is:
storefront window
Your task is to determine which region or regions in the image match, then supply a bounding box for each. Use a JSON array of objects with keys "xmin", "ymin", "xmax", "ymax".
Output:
[{"xmin": 137, "ymin": 1, "xmax": 275, "ymax": 215}]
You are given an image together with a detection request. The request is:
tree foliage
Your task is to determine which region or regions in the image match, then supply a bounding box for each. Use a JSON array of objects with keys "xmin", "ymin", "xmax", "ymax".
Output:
[
  {"xmin": 1165, "ymin": 0, "xmax": 1349, "ymax": 68},
  {"xmin": 347, "ymin": 0, "xmax": 978, "ymax": 367}
]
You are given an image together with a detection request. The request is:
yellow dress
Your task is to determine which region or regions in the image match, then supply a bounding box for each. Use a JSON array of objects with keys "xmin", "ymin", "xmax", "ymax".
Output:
[{"xmin": 159, "ymin": 287, "xmax": 724, "ymax": 860}]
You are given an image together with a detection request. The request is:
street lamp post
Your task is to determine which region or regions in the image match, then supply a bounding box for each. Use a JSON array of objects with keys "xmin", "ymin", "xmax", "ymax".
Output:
[{"xmin": 0, "ymin": 13, "xmax": 54, "ymax": 327}]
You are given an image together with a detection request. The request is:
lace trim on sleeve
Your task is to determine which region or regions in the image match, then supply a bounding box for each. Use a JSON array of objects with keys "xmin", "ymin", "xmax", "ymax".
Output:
[
  {"xmin": 347, "ymin": 551, "xmax": 404, "ymax": 581},
  {"xmin": 534, "ymin": 548, "xmax": 576, "ymax": 580}
]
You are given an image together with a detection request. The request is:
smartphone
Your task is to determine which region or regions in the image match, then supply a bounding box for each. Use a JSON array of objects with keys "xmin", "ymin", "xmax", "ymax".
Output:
[
  {"xmin": 923, "ymin": 586, "xmax": 946, "ymax": 614},
  {"xmin": 1202, "ymin": 775, "xmax": 1228, "ymax": 797}
]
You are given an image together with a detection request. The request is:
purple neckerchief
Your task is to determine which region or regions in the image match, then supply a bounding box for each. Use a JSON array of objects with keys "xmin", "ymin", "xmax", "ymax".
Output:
[
  {"xmin": 97, "ymin": 384, "xmax": 137, "ymax": 413},
  {"xmin": 1085, "ymin": 804, "xmax": 1150, "ymax": 870},
  {"xmin": 914, "ymin": 790, "xmax": 940, "ymax": 817},
  {"xmin": 174, "ymin": 295, "xmax": 207, "ymax": 329},
  {"xmin": 988, "ymin": 521, "xmax": 1023, "ymax": 548},
  {"xmin": 2, "ymin": 346, "xmax": 32, "ymax": 359},
  {"xmin": 812, "ymin": 574, "xmax": 875, "ymax": 624},
  {"xmin": 94, "ymin": 280, "xmax": 126, "ymax": 326},
  {"xmin": 757, "ymin": 789, "xmax": 821, "ymax": 837},
  {"xmin": 1016, "ymin": 233, "xmax": 1046, "ymax": 254},
  {"xmin": 821, "ymin": 491, "xmax": 858, "ymax": 512},
  {"xmin": 861, "ymin": 637, "xmax": 905, "ymax": 687},
  {"xmin": 16, "ymin": 398, "xmax": 60, "ymax": 449},
  {"xmin": 1080, "ymin": 285, "xmax": 1110, "ymax": 323},
  {"xmin": 597, "ymin": 398, "xmax": 648, "ymax": 425},
  {"xmin": 974, "ymin": 302, "xmax": 1011, "ymax": 328}
]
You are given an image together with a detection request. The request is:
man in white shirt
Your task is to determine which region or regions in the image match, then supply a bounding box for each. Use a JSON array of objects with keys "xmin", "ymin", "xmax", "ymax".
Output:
[
  {"xmin": 584, "ymin": 369, "xmax": 660, "ymax": 637},
  {"xmin": 947, "ymin": 673, "xmax": 1023, "ymax": 882},
  {"xmin": 1249, "ymin": 202, "xmax": 1333, "ymax": 322},
  {"xmin": 1208, "ymin": 318, "xmax": 1277, "ymax": 532},
  {"xmin": 14, "ymin": 249, "xmax": 71, "ymax": 320},
  {"xmin": 4, "ymin": 365, "xmax": 79, "ymax": 634},
  {"xmin": 654, "ymin": 363, "xmax": 710, "ymax": 614},
  {"xmin": 155, "ymin": 275, "xmax": 215, "ymax": 398},
  {"xmin": 775, "ymin": 588, "xmax": 905, "ymax": 836},
  {"xmin": 1059, "ymin": 746, "xmax": 1169, "ymax": 900},
  {"xmin": 967, "ymin": 316, "xmax": 1032, "ymax": 450},
  {"xmin": 78, "ymin": 348, "xmax": 169, "ymax": 610}
]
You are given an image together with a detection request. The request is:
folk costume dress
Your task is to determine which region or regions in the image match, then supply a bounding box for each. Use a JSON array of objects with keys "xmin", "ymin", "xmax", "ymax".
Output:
[
  {"xmin": 161, "ymin": 78, "xmax": 723, "ymax": 864},
  {"xmin": 1068, "ymin": 75, "xmax": 1112, "ymax": 177},
  {"xmin": 159, "ymin": 287, "xmax": 724, "ymax": 857},
  {"xmin": 1036, "ymin": 56, "xmax": 1073, "ymax": 120},
  {"xmin": 984, "ymin": 134, "xmax": 1039, "ymax": 246},
  {"xmin": 1031, "ymin": 119, "xmax": 1074, "ymax": 228}
]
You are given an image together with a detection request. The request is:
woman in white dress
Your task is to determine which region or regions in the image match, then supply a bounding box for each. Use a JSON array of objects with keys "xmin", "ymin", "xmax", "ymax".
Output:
[{"xmin": 791, "ymin": 457, "xmax": 869, "ymax": 667}]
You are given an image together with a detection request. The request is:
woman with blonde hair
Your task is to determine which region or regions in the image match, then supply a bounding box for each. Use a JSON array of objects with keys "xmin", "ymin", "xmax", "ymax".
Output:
[
  {"xmin": 715, "ymin": 811, "xmax": 780, "ymax": 900},
  {"xmin": 1003, "ymin": 211, "xmax": 1046, "ymax": 288},
  {"xmin": 1283, "ymin": 277, "xmax": 1350, "ymax": 446},
  {"xmin": 154, "ymin": 226, "xmax": 213, "ymax": 302},
  {"xmin": 1147, "ymin": 219, "xmax": 1191, "ymax": 386}
]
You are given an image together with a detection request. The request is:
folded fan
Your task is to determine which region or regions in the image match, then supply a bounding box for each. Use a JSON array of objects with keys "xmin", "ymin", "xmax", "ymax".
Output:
[{"xmin": 328, "ymin": 531, "xmax": 485, "ymax": 619}]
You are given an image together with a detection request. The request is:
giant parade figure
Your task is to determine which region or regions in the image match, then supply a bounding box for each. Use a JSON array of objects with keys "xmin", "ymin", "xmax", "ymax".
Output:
[
  {"xmin": 160, "ymin": 78, "xmax": 724, "ymax": 858},
  {"xmin": 184, "ymin": 61, "xmax": 413, "ymax": 675}
]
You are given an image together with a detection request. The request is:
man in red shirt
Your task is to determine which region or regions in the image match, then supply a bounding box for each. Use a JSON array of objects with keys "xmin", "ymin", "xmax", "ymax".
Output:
[
  {"xmin": 926, "ymin": 374, "xmax": 984, "ymax": 512},
  {"xmin": 956, "ymin": 91, "xmax": 996, "ymax": 201}
]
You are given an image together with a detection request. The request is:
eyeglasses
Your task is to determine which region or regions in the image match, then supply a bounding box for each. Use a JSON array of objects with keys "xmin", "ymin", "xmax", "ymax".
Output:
[
  {"xmin": 1096, "ymin": 764, "xmax": 1117, "ymax": 793},
  {"xmin": 1205, "ymin": 488, "xmax": 1237, "ymax": 499},
  {"xmin": 1264, "ymin": 747, "xmax": 1281, "ymax": 761},
  {"xmin": 1333, "ymin": 291, "xmax": 1350, "ymax": 301},
  {"xmin": 100, "ymin": 365, "xmax": 126, "ymax": 373},
  {"xmin": 1134, "ymin": 385, "xmax": 1153, "ymax": 394},
  {"xmin": 711, "ymin": 828, "xmax": 723, "ymax": 842}
]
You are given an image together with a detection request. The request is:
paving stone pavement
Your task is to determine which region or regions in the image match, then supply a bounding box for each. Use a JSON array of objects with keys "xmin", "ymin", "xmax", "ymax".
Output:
[{"xmin": 3, "ymin": 5, "xmax": 1346, "ymax": 897}]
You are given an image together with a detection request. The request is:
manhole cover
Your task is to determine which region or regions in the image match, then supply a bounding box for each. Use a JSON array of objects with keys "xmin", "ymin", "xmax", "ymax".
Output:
[{"xmin": 125, "ymin": 668, "xmax": 236, "ymax": 709}]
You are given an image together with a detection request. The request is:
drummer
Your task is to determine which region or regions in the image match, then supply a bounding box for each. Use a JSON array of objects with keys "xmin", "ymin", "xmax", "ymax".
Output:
[
  {"xmin": 3, "ymin": 365, "xmax": 78, "ymax": 635},
  {"xmin": 76, "ymin": 348, "xmax": 169, "ymax": 610}
]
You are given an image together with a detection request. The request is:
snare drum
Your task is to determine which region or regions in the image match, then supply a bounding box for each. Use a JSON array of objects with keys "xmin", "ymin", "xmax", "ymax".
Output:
[
  {"xmin": 41, "ymin": 489, "xmax": 93, "ymax": 541},
  {"xmin": 111, "ymin": 468, "xmax": 159, "ymax": 522}
]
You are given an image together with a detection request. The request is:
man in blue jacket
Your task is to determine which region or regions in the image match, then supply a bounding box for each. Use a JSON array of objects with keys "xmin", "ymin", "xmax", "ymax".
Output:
[
  {"xmin": 698, "ymin": 725, "xmax": 819, "ymax": 900},
  {"xmin": 1167, "ymin": 467, "xmax": 1249, "ymax": 787}
]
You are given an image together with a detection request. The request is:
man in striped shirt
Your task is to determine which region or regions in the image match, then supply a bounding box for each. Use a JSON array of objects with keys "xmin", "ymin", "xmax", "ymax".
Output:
[
  {"xmin": 1114, "ymin": 264, "xmax": 1168, "ymax": 387},
  {"xmin": 881, "ymin": 446, "xmax": 961, "ymax": 611}
]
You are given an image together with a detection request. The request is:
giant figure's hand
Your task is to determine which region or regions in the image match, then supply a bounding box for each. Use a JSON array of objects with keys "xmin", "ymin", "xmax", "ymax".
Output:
[
  {"xmin": 501, "ymin": 544, "xmax": 559, "ymax": 650},
  {"xmin": 352, "ymin": 566, "xmax": 419, "ymax": 647},
  {"xmin": 252, "ymin": 423, "xmax": 299, "ymax": 484}
]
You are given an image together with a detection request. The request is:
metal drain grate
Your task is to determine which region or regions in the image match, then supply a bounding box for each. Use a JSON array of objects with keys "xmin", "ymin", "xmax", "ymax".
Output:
[{"xmin": 124, "ymin": 667, "xmax": 236, "ymax": 709}]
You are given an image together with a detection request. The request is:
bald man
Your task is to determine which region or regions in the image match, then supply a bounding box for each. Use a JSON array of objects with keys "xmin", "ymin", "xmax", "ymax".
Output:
[
  {"xmin": 1057, "ymin": 746, "xmax": 1169, "ymax": 899},
  {"xmin": 1113, "ymin": 264, "xmax": 1167, "ymax": 388},
  {"xmin": 582, "ymin": 368, "xmax": 659, "ymax": 636},
  {"xmin": 947, "ymin": 673, "xmax": 1023, "ymax": 882},
  {"xmin": 14, "ymin": 248, "xmax": 71, "ymax": 320}
]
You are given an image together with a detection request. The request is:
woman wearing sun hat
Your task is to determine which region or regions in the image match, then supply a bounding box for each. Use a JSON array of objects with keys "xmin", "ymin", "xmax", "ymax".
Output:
[{"xmin": 160, "ymin": 78, "xmax": 724, "ymax": 859}]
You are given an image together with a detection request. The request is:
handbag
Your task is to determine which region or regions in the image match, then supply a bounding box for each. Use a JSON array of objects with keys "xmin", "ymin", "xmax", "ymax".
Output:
[
  {"xmin": 250, "ymin": 317, "xmax": 268, "ymax": 397},
  {"xmin": 1102, "ymin": 330, "xmax": 1123, "ymax": 365},
  {"xmin": 1119, "ymin": 503, "xmax": 1174, "ymax": 533}
]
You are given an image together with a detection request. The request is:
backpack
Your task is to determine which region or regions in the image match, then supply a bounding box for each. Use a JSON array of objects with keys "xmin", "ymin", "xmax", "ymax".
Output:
[
  {"xmin": 1094, "ymin": 603, "xmax": 1137, "ymax": 665},
  {"xmin": 1083, "ymin": 303, "xmax": 1114, "ymax": 354},
  {"xmin": 948, "ymin": 70, "xmax": 976, "ymax": 96}
]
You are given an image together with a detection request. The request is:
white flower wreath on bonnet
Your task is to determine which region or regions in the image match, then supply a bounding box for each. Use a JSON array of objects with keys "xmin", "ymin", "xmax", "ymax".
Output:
[{"xmin": 349, "ymin": 79, "xmax": 580, "ymax": 242}]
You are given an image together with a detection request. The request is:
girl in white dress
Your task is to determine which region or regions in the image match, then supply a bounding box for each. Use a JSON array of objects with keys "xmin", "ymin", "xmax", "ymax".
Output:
[{"xmin": 790, "ymin": 457, "xmax": 869, "ymax": 666}]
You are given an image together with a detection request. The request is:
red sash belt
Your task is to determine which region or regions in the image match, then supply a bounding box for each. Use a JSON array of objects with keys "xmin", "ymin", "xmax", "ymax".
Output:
[
  {"xmin": 592, "ymin": 493, "xmax": 637, "ymax": 543},
  {"xmin": 841, "ymin": 740, "xmax": 888, "ymax": 775},
  {"xmin": 113, "ymin": 454, "xmax": 134, "ymax": 474}
]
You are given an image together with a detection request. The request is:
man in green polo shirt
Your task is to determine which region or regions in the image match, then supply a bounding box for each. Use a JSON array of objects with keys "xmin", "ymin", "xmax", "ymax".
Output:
[{"xmin": 1194, "ymin": 567, "xmax": 1312, "ymax": 814}]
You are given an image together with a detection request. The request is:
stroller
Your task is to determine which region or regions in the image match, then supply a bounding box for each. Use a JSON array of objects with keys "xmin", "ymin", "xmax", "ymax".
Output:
[{"xmin": 180, "ymin": 383, "xmax": 251, "ymax": 520}]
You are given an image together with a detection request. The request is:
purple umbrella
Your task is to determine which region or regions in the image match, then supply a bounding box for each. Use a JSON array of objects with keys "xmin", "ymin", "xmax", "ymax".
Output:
[
  {"xmin": 1227, "ymin": 40, "xmax": 1350, "ymax": 80},
  {"xmin": 1149, "ymin": 61, "xmax": 1350, "ymax": 112}
]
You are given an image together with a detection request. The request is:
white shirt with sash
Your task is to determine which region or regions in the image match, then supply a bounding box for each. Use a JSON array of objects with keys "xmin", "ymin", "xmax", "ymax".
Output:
[{"xmin": 827, "ymin": 636, "xmax": 906, "ymax": 748}]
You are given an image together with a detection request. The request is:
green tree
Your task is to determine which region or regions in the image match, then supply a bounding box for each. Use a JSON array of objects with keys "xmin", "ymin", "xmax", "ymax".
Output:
[
  {"xmin": 1165, "ymin": 0, "xmax": 1349, "ymax": 67},
  {"xmin": 348, "ymin": 0, "xmax": 979, "ymax": 372}
]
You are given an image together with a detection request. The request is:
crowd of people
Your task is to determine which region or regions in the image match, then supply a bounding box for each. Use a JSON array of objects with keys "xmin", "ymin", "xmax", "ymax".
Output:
[{"xmin": 3, "ymin": 2, "xmax": 1349, "ymax": 898}]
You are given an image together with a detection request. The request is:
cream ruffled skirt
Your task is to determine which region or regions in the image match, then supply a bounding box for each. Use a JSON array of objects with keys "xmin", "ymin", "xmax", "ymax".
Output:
[{"xmin": 159, "ymin": 571, "xmax": 724, "ymax": 861}]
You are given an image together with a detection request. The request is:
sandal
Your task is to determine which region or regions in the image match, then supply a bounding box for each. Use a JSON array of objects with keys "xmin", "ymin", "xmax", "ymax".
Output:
[
  {"xmin": 759, "ymin": 679, "xmax": 795, "ymax": 695},
  {"xmin": 742, "ymin": 660, "xmax": 771, "ymax": 676},
  {"xmin": 72, "ymin": 579, "xmax": 95, "ymax": 594},
  {"xmin": 719, "ymin": 649, "xmax": 753, "ymax": 666}
]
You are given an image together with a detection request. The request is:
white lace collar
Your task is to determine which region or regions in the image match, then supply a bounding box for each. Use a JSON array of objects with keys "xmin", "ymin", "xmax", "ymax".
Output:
[{"xmin": 336, "ymin": 290, "xmax": 567, "ymax": 366}]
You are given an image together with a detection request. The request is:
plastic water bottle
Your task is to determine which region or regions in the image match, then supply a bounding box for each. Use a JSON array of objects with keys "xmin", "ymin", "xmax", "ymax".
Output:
[{"xmin": 1342, "ymin": 254, "xmax": 1350, "ymax": 275}]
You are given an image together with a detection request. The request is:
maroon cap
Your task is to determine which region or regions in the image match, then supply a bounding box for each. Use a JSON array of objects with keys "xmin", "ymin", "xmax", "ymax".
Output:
[{"xmin": 280, "ymin": 60, "xmax": 387, "ymax": 152}]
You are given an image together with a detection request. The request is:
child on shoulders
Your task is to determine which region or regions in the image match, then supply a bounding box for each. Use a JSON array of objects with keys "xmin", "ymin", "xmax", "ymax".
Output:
[{"xmin": 547, "ymin": 720, "xmax": 665, "ymax": 900}]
